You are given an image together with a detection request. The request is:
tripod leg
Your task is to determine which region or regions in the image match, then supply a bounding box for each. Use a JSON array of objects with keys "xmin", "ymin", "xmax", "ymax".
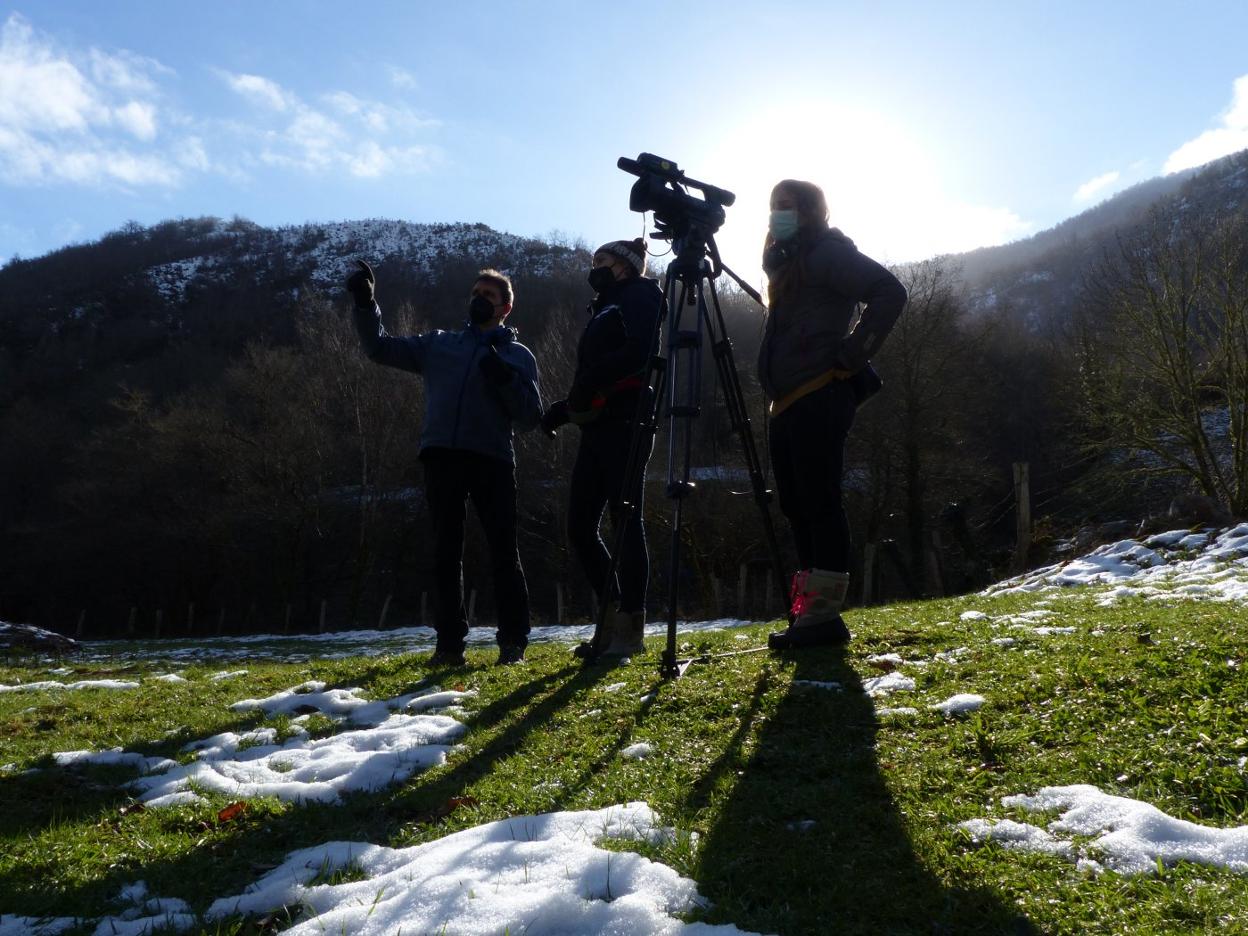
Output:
[{"xmin": 702, "ymin": 276, "xmax": 791, "ymax": 619}]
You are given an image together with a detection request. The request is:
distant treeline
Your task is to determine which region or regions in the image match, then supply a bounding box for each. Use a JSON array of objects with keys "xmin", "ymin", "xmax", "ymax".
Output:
[{"xmin": 3, "ymin": 153, "xmax": 1247, "ymax": 635}]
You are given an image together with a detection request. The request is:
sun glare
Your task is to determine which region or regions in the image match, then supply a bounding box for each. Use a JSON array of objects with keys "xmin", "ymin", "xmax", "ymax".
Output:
[{"xmin": 696, "ymin": 100, "xmax": 1031, "ymax": 273}]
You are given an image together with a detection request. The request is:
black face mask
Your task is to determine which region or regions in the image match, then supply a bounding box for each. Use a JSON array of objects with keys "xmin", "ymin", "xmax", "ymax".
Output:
[
  {"xmin": 587, "ymin": 266, "xmax": 616, "ymax": 293},
  {"xmin": 468, "ymin": 294, "xmax": 497, "ymax": 325}
]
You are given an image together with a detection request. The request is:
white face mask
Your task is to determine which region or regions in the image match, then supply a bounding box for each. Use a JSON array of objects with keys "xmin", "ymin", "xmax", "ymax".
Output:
[{"xmin": 769, "ymin": 209, "xmax": 799, "ymax": 241}]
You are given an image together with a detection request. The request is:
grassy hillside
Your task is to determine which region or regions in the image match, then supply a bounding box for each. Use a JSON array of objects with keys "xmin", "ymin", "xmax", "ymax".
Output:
[{"xmin": 2, "ymin": 582, "xmax": 1247, "ymax": 934}]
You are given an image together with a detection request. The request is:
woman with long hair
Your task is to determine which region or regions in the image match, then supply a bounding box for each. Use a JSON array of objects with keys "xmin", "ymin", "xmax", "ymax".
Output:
[{"xmin": 758, "ymin": 180, "xmax": 907, "ymax": 648}]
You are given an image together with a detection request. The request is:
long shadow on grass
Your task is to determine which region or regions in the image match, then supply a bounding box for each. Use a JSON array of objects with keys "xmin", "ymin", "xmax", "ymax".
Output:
[
  {"xmin": 691, "ymin": 646, "xmax": 1035, "ymax": 936},
  {"xmin": 0, "ymin": 657, "xmax": 613, "ymax": 919}
]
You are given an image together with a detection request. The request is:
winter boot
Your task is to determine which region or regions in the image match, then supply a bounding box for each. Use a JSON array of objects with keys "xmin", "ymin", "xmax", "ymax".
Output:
[
  {"xmin": 768, "ymin": 569, "xmax": 852, "ymax": 650},
  {"xmin": 600, "ymin": 609, "xmax": 646, "ymax": 659},
  {"xmin": 573, "ymin": 609, "xmax": 618, "ymax": 660}
]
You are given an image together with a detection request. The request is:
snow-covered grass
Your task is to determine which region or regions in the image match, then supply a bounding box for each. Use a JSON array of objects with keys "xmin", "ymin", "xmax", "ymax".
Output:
[{"xmin": 3, "ymin": 527, "xmax": 1248, "ymax": 934}]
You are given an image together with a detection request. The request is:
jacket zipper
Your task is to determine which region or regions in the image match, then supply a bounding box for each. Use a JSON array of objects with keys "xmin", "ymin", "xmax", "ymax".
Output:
[{"xmin": 449, "ymin": 331, "xmax": 482, "ymax": 449}]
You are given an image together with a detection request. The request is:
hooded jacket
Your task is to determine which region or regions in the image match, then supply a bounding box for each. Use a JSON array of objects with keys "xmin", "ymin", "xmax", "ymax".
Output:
[
  {"xmin": 757, "ymin": 227, "xmax": 907, "ymax": 403},
  {"xmin": 353, "ymin": 302, "xmax": 542, "ymax": 464}
]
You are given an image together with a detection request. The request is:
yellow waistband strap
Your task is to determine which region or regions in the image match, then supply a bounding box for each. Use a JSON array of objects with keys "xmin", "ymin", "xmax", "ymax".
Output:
[{"xmin": 768, "ymin": 369, "xmax": 848, "ymax": 418}]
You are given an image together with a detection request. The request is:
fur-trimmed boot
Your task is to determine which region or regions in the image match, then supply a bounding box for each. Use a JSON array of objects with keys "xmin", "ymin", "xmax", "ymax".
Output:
[{"xmin": 768, "ymin": 569, "xmax": 852, "ymax": 650}]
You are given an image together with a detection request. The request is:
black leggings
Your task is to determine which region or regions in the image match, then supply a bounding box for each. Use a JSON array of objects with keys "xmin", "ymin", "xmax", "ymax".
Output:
[
  {"xmin": 421, "ymin": 447, "xmax": 530, "ymax": 651},
  {"xmin": 567, "ymin": 420, "xmax": 652, "ymax": 613},
  {"xmin": 768, "ymin": 381, "xmax": 856, "ymax": 573}
]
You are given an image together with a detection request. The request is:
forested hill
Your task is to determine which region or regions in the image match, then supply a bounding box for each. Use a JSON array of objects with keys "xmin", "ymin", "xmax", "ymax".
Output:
[
  {"xmin": 947, "ymin": 148, "xmax": 1248, "ymax": 328},
  {"xmin": 0, "ymin": 217, "xmax": 589, "ymax": 395}
]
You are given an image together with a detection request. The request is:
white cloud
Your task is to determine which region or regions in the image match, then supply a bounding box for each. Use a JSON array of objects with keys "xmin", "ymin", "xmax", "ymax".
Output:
[
  {"xmin": 0, "ymin": 15, "xmax": 439, "ymax": 194},
  {"xmin": 0, "ymin": 15, "xmax": 105, "ymax": 133},
  {"xmin": 0, "ymin": 13, "xmax": 180, "ymax": 188},
  {"xmin": 222, "ymin": 71, "xmax": 294, "ymax": 111},
  {"xmin": 89, "ymin": 47, "xmax": 169, "ymax": 95},
  {"xmin": 114, "ymin": 100, "xmax": 157, "ymax": 140},
  {"xmin": 387, "ymin": 65, "xmax": 418, "ymax": 91},
  {"xmin": 221, "ymin": 76, "xmax": 437, "ymax": 178},
  {"xmin": 1074, "ymin": 170, "xmax": 1120, "ymax": 203},
  {"xmin": 1164, "ymin": 74, "xmax": 1248, "ymax": 174}
]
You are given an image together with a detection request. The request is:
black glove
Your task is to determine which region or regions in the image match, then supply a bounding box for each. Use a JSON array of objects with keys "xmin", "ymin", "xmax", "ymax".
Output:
[
  {"xmin": 540, "ymin": 400, "xmax": 570, "ymax": 438},
  {"xmin": 346, "ymin": 259, "xmax": 375, "ymax": 308},
  {"xmin": 478, "ymin": 347, "xmax": 513, "ymax": 386}
]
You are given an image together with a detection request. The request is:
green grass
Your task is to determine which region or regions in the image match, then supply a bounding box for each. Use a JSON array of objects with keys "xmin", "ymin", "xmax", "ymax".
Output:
[{"xmin": 2, "ymin": 589, "xmax": 1248, "ymax": 934}]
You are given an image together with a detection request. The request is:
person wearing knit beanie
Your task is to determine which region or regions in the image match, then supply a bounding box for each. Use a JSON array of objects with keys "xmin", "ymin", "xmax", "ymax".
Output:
[
  {"xmin": 539, "ymin": 235, "xmax": 664, "ymax": 662},
  {"xmin": 593, "ymin": 237, "xmax": 647, "ymax": 277}
]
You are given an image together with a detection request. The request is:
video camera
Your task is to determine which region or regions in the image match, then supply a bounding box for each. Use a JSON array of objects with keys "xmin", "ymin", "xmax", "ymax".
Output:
[{"xmin": 617, "ymin": 153, "xmax": 735, "ymax": 242}]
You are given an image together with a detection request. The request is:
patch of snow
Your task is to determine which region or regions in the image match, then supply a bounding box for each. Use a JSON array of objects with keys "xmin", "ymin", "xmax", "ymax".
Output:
[
  {"xmin": 987, "ymin": 525, "xmax": 1248, "ymax": 604},
  {"xmin": 958, "ymin": 817, "xmax": 1074, "ymax": 858},
  {"xmin": 792, "ymin": 679, "xmax": 844, "ymax": 691},
  {"xmin": 206, "ymin": 803, "xmax": 761, "ymax": 935},
  {"xmin": 0, "ymin": 679, "xmax": 140, "ymax": 693},
  {"xmin": 966, "ymin": 784, "xmax": 1248, "ymax": 875},
  {"xmin": 621, "ymin": 743, "xmax": 653, "ymax": 760},
  {"xmin": 932, "ymin": 694, "xmax": 985, "ymax": 715},
  {"xmin": 862, "ymin": 672, "xmax": 916, "ymax": 697},
  {"xmin": 53, "ymin": 749, "xmax": 177, "ymax": 773},
  {"xmin": 134, "ymin": 712, "xmax": 466, "ymax": 806}
]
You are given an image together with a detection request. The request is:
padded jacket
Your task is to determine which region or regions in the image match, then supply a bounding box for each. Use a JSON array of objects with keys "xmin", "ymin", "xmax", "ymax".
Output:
[
  {"xmin": 757, "ymin": 227, "xmax": 907, "ymax": 402},
  {"xmin": 353, "ymin": 302, "xmax": 542, "ymax": 465}
]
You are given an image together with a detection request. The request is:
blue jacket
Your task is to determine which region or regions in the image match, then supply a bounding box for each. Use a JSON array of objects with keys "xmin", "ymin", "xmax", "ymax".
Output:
[{"xmin": 353, "ymin": 302, "xmax": 543, "ymax": 465}]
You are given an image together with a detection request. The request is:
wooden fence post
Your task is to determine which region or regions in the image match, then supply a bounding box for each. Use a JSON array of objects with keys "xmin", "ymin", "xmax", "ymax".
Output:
[
  {"xmin": 283, "ymin": 604, "xmax": 292, "ymax": 634},
  {"xmin": 318, "ymin": 600, "xmax": 327, "ymax": 634},
  {"xmin": 1012, "ymin": 461, "xmax": 1032, "ymax": 573},
  {"xmin": 378, "ymin": 593, "xmax": 392, "ymax": 630},
  {"xmin": 76, "ymin": 609, "xmax": 86, "ymax": 639},
  {"xmin": 154, "ymin": 609, "xmax": 163, "ymax": 639},
  {"xmin": 737, "ymin": 564, "xmax": 747, "ymax": 617},
  {"xmin": 216, "ymin": 607, "xmax": 225, "ymax": 636},
  {"xmin": 925, "ymin": 531, "xmax": 945, "ymax": 597},
  {"xmin": 555, "ymin": 583, "xmax": 564, "ymax": 625},
  {"xmin": 711, "ymin": 576, "xmax": 723, "ymax": 618},
  {"xmin": 862, "ymin": 543, "xmax": 877, "ymax": 606}
]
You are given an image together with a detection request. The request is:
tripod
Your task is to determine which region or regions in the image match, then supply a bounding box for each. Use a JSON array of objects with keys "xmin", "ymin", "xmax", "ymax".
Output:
[{"xmin": 585, "ymin": 221, "xmax": 790, "ymax": 678}]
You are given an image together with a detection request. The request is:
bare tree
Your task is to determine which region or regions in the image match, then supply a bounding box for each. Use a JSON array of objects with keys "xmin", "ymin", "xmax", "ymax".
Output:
[{"xmin": 1077, "ymin": 209, "xmax": 1248, "ymax": 516}]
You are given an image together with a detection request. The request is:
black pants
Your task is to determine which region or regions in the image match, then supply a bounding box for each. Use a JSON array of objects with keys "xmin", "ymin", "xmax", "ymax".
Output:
[
  {"xmin": 421, "ymin": 447, "xmax": 530, "ymax": 651},
  {"xmin": 567, "ymin": 419, "xmax": 652, "ymax": 613},
  {"xmin": 768, "ymin": 381, "xmax": 856, "ymax": 573}
]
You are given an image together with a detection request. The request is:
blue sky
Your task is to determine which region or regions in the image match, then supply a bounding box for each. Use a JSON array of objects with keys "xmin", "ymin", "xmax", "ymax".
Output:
[{"xmin": 2, "ymin": 1, "xmax": 1247, "ymax": 277}]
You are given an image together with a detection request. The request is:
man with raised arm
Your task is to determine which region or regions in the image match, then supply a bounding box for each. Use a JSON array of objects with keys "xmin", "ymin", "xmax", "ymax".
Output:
[{"xmin": 347, "ymin": 261, "xmax": 542, "ymax": 666}]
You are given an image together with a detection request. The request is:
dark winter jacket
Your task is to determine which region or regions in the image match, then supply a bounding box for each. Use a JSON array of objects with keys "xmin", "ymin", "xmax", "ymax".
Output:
[
  {"xmin": 353, "ymin": 302, "xmax": 542, "ymax": 465},
  {"xmin": 567, "ymin": 275, "xmax": 665, "ymax": 421},
  {"xmin": 757, "ymin": 227, "xmax": 907, "ymax": 403}
]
